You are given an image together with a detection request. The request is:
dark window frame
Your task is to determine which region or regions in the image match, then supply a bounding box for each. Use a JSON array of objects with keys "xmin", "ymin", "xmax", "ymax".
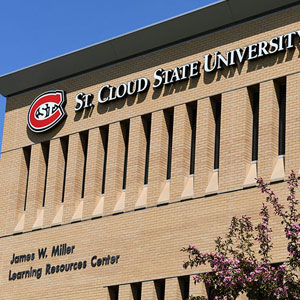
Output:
[
  {"xmin": 277, "ymin": 81, "xmax": 286, "ymax": 156},
  {"xmin": 80, "ymin": 131, "xmax": 89, "ymax": 199},
  {"xmin": 121, "ymin": 120, "xmax": 130, "ymax": 190},
  {"xmin": 165, "ymin": 109, "xmax": 174, "ymax": 180},
  {"xmin": 248, "ymin": 85, "xmax": 260, "ymax": 162},
  {"xmin": 101, "ymin": 126, "xmax": 109, "ymax": 195},
  {"xmin": 178, "ymin": 275, "xmax": 190, "ymax": 300},
  {"xmin": 188, "ymin": 103, "xmax": 197, "ymax": 175},
  {"xmin": 108, "ymin": 285, "xmax": 119, "ymax": 300},
  {"xmin": 42, "ymin": 141, "xmax": 50, "ymax": 207},
  {"xmin": 211, "ymin": 96, "xmax": 221, "ymax": 170},
  {"xmin": 61, "ymin": 136, "xmax": 69, "ymax": 203},
  {"xmin": 131, "ymin": 282, "xmax": 142, "ymax": 300},
  {"xmin": 142, "ymin": 115, "xmax": 152, "ymax": 185},
  {"xmin": 23, "ymin": 146, "xmax": 32, "ymax": 211},
  {"xmin": 154, "ymin": 279, "xmax": 165, "ymax": 300}
]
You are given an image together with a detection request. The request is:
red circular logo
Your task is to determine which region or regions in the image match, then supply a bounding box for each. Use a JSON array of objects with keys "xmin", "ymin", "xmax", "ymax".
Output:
[{"xmin": 27, "ymin": 90, "xmax": 66, "ymax": 133}]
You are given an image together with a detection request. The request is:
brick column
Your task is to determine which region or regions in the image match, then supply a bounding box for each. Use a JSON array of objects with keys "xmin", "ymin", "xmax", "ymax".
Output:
[
  {"xmin": 104, "ymin": 122, "xmax": 126, "ymax": 214},
  {"xmin": 219, "ymin": 88, "xmax": 252, "ymax": 192},
  {"xmin": 63, "ymin": 133, "xmax": 85, "ymax": 222},
  {"xmin": 189, "ymin": 277, "xmax": 207, "ymax": 299},
  {"xmin": 165, "ymin": 277, "xmax": 181, "ymax": 300},
  {"xmin": 24, "ymin": 143, "xmax": 47, "ymax": 230},
  {"xmin": 141, "ymin": 281, "xmax": 156, "ymax": 300},
  {"xmin": 148, "ymin": 110, "xmax": 169, "ymax": 205},
  {"xmin": 170, "ymin": 104, "xmax": 191, "ymax": 202},
  {"xmin": 43, "ymin": 138, "xmax": 65, "ymax": 227},
  {"xmin": 285, "ymin": 73, "xmax": 300, "ymax": 176},
  {"xmin": 82, "ymin": 127, "xmax": 105, "ymax": 219},
  {"xmin": 126, "ymin": 116, "xmax": 147, "ymax": 210},
  {"xmin": 257, "ymin": 80, "xmax": 279, "ymax": 181},
  {"xmin": 118, "ymin": 284, "xmax": 133, "ymax": 300},
  {"xmin": 2, "ymin": 150, "xmax": 27, "ymax": 234},
  {"xmin": 194, "ymin": 98, "xmax": 215, "ymax": 198}
]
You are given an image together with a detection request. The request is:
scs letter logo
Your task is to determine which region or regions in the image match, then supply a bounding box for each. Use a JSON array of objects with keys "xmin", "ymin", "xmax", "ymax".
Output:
[{"xmin": 27, "ymin": 90, "xmax": 66, "ymax": 133}]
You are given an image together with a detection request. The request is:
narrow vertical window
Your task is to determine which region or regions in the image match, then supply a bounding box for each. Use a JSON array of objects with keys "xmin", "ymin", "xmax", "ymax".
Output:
[
  {"xmin": 166, "ymin": 109, "xmax": 174, "ymax": 180},
  {"xmin": 249, "ymin": 86, "xmax": 259, "ymax": 161},
  {"xmin": 178, "ymin": 276, "xmax": 190, "ymax": 300},
  {"xmin": 142, "ymin": 114, "xmax": 151, "ymax": 185},
  {"xmin": 108, "ymin": 286, "xmax": 119, "ymax": 300},
  {"xmin": 131, "ymin": 282, "xmax": 142, "ymax": 300},
  {"xmin": 23, "ymin": 146, "xmax": 32, "ymax": 211},
  {"xmin": 188, "ymin": 104, "xmax": 197, "ymax": 175},
  {"xmin": 278, "ymin": 82, "xmax": 286, "ymax": 156},
  {"xmin": 80, "ymin": 131, "xmax": 89, "ymax": 199},
  {"xmin": 121, "ymin": 120, "xmax": 130, "ymax": 190},
  {"xmin": 212, "ymin": 96, "xmax": 221, "ymax": 170},
  {"xmin": 206, "ymin": 284, "xmax": 217, "ymax": 300},
  {"xmin": 101, "ymin": 126, "xmax": 109, "ymax": 195},
  {"xmin": 42, "ymin": 141, "xmax": 50, "ymax": 207},
  {"xmin": 61, "ymin": 136, "xmax": 69, "ymax": 203},
  {"xmin": 154, "ymin": 279, "xmax": 165, "ymax": 300}
]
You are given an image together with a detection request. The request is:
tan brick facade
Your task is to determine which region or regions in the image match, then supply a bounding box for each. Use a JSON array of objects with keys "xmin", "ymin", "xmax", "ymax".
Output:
[{"xmin": 1, "ymin": 4, "xmax": 300, "ymax": 299}]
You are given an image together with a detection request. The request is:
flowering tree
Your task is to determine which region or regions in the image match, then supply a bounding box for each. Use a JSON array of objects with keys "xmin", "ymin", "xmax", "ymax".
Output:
[{"xmin": 182, "ymin": 171, "xmax": 300, "ymax": 300}]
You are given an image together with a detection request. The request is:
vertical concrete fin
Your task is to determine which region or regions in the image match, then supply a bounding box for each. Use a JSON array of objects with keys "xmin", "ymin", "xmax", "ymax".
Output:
[
  {"xmin": 52, "ymin": 204, "xmax": 64, "ymax": 226},
  {"xmin": 114, "ymin": 190, "xmax": 126, "ymax": 213},
  {"xmin": 205, "ymin": 169, "xmax": 219, "ymax": 195},
  {"xmin": 14, "ymin": 213, "xmax": 25, "ymax": 233},
  {"xmin": 72, "ymin": 199, "xmax": 84, "ymax": 221},
  {"xmin": 244, "ymin": 161, "xmax": 257, "ymax": 187},
  {"xmin": 135, "ymin": 185, "xmax": 148, "ymax": 209},
  {"xmin": 32, "ymin": 208, "xmax": 44, "ymax": 229},
  {"xmin": 158, "ymin": 180, "xmax": 170, "ymax": 204},
  {"xmin": 92, "ymin": 195, "xmax": 105, "ymax": 217},
  {"xmin": 181, "ymin": 175, "xmax": 194, "ymax": 199},
  {"xmin": 270, "ymin": 155, "xmax": 285, "ymax": 182}
]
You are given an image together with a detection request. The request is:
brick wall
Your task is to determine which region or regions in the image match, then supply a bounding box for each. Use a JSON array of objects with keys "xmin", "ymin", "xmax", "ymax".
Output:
[{"xmin": 1, "ymin": 5, "xmax": 300, "ymax": 299}]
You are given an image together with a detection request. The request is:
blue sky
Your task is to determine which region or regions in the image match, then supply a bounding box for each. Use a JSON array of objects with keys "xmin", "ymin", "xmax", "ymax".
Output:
[{"xmin": 0, "ymin": 0, "xmax": 216, "ymax": 154}]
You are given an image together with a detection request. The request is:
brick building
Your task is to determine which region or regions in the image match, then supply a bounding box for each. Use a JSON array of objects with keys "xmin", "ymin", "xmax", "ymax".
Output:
[{"xmin": 0, "ymin": 0, "xmax": 300, "ymax": 299}]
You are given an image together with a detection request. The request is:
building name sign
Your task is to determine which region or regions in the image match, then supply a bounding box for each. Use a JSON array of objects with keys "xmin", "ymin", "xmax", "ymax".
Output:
[
  {"xmin": 27, "ymin": 29, "xmax": 300, "ymax": 133},
  {"xmin": 203, "ymin": 30, "xmax": 300, "ymax": 72},
  {"xmin": 95, "ymin": 61, "xmax": 200, "ymax": 105},
  {"xmin": 84, "ymin": 29, "xmax": 300, "ymax": 107},
  {"xmin": 8, "ymin": 243, "xmax": 120, "ymax": 281}
]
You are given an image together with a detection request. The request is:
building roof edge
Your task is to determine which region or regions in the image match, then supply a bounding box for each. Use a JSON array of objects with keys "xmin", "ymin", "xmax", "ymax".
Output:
[{"xmin": 0, "ymin": 0, "xmax": 299, "ymax": 97}]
